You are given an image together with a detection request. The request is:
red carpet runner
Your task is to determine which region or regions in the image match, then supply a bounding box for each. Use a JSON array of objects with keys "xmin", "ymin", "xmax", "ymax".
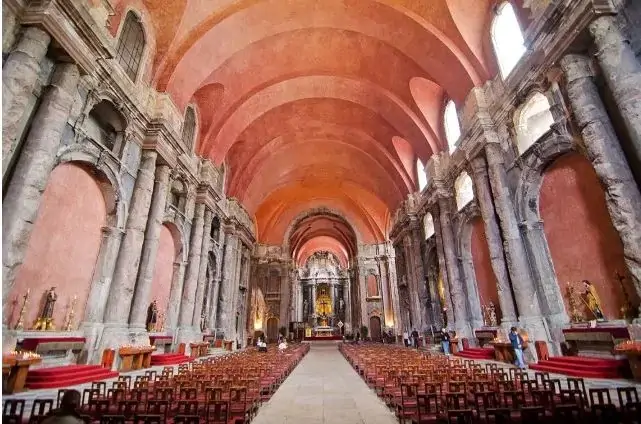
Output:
[
  {"xmin": 454, "ymin": 347, "xmax": 495, "ymax": 360},
  {"xmin": 303, "ymin": 336, "xmax": 344, "ymax": 341},
  {"xmin": 26, "ymin": 365, "xmax": 119, "ymax": 389},
  {"xmin": 150, "ymin": 353, "xmax": 191, "ymax": 366},
  {"xmin": 530, "ymin": 356, "xmax": 630, "ymax": 379}
]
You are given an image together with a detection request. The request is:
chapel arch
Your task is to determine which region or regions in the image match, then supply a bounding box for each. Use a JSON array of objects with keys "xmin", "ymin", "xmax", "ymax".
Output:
[
  {"xmin": 539, "ymin": 152, "xmax": 638, "ymax": 320},
  {"xmin": 455, "ymin": 171, "xmax": 474, "ymax": 211},
  {"xmin": 85, "ymin": 100, "xmax": 127, "ymax": 156},
  {"xmin": 514, "ymin": 91, "xmax": 555, "ymax": 155}
]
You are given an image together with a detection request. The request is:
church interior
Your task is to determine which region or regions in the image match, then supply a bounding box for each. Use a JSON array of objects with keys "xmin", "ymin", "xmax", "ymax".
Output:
[{"xmin": 2, "ymin": 0, "xmax": 641, "ymax": 423}]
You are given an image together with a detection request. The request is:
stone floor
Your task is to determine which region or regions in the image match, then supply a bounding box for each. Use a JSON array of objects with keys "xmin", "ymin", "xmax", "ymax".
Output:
[{"xmin": 252, "ymin": 342, "xmax": 397, "ymax": 424}]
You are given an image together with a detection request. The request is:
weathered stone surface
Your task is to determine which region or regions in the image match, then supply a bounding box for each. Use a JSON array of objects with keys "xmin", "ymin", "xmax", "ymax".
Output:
[
  {"xmin": 166, "ymin": 261, "xmax": 186, "ymax": 331},
  {"xmin": 437, "ymin": 197, "xmax": 472, "ymax": 339},
  {"xmin": 2, "ymin": 27, "xmax": 50, "ymax": 176},
  {"xmin": 218, "ymin": 230, "xmax": 240, "ymax": 340},
  {"xmin": 178, "ymin": 203, "xmax": 206, "ymax": 327},
  {"xmin": 2, "ymin": 63, "xmax": 79, "ymax": 313},
  {"xmin": 470, "ymin": 156, "xmax": 517, "ymax": 328},
  {"xmin": 192, "ymin": 208, "xmax": 213, "ymax": 328},
  {"xmin": 103, "ymin": 149, "xmax": 158, "ymax": 324},
  {"xmin": 589, "ymin": 16, "xmax": 641, "ymax": 168},
  {"xmin": 129, "ymin": 164, "xmax": 171, "ymax": 328},
  {"xmin": 561, "ymin": 53, "xmax": 641, "ymax": 300}
]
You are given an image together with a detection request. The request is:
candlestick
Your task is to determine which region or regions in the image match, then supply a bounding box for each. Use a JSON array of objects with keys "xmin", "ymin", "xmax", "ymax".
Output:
[{"xmin": 14, "ymin": 290, "xmax": 30, "ymax": 331}]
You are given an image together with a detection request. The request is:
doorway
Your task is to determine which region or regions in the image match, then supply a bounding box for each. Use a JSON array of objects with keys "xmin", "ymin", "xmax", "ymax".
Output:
[
  {"xmin": 369, "ymin": 316, "xmax": 382, "ymax": 342},
  {"xmin": 266, "ymin": 317, "xmax": 279, "ymax": 343}
]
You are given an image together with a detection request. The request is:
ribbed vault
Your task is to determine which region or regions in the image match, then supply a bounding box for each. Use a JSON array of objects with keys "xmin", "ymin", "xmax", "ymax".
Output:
[{"xmin": 109, "ymin": 0, "xmax": 518, "ymax": 247}]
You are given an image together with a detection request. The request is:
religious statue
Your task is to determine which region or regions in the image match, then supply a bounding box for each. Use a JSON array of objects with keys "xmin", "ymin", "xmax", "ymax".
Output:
[
  {"xmin": 566, "ymin": 282, "xmax": 584, "ymax": 323},
  {"xmin": 146, "ymin": 300, "xmax": 158, "ymax": 332},
  {"xmin": 581, "ymin": 280, "xmax": 605, "ymax": 321},
  {"xmin": 33, "ymin": 287, "xmax": 57, "ymax": 331},
  {"xmin": 488, "ymin": 302, "xmax": 498, "ymax": 327}
]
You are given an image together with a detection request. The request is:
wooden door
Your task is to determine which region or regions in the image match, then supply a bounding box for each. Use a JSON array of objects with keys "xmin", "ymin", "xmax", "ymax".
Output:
[
  {"xmin": 369, "ymin": 316, "xmax": 382, "ymax": 342},
  {"xmin": 266, "ymin": 317, "xmax": 279, "ymax": 343}
]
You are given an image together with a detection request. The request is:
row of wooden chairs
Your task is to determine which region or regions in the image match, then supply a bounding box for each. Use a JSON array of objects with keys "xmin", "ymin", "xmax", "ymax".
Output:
[
  {"xmin": 3, "ymin": 343, "xmax": 310, "ymax": 424},
  {"xmin": 340, "ymin": 344, "xmax": 641, "ymax": 424}
]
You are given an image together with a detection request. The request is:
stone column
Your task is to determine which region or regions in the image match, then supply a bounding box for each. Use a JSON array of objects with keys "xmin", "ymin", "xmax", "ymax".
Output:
[
  {"xmin": 178, "ymin": 203, "xmax": 206, "ymax": 328},
  {"xmin": 589, "ymin": 16, "xmax": 641, "ymax": 166},
  {"xmin": 387, "ymin": 256, "xmax": 401, "ymax": 336},
  {"xmin": 2, "ymin": 63, "xmax": 80, "ymax": 311},
  {"xmin": 470, "ymin": 156, "xmax": 518, "ymax": 328},
  {"xmin": 432, "ymin": 207, "xmax": 454, "ymax": 327},
  {"xmin": 166, "ymin": 261, "xmax": 186, "ymax": 331},
  {"xmin": 83, "ymin": 226, "xmax": 125, "ymax": 323},
  {"xmin": 208, "ymin": 278, "xmax": 221, "ymax": 330},
  {"xmin": 103, "ymin": 149, "xmax": 158, "ymax": 325},
  {"xmin": 192, "ymin": 208, "xmax": 213, "ymax": 328},
  {"xmin": 379, "ymin": 259, "xmax": 392, "ymax": 327},
  {"xmin": 3, "ymin": 27, "xmax": 51, "ymax": 176},
  {"xmin": 129, "ymin": 164, "xmax": 171, "ymax": 329},
  {"xmin": 561, "ymin": 54, "xmax": 641, "ymax": 298},
  {"xmin": 437, "ymin": 196, "xmax": 472, "ymax": 339},
  {"xmin": 484, "ymin": 141, "xmax": 549, "ymax": 350},
  {"xmin": 218, "ymin": 230, "xmax": 240, "ymax": 339}
]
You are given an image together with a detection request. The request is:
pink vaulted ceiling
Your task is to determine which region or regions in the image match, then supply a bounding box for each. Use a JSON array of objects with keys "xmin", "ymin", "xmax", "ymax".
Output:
[{"xmin": 109, "ymin": 0, "xmax": 524, "ymax": 251}]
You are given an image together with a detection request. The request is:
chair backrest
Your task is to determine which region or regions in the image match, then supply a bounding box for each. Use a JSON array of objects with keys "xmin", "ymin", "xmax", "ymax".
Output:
[
  {"xmin": 473, "ymin": 391, "xmax": 498, "ymax": 411},
  {"xmin": 520, "ymin": 406, "xmax": 545, "ymax": 424},
  {"xmin": 446, "ymin": 393, "xmax": 467, "ymax": 410},
  {"xmin": 117, "ymin": 400, "xmax": 139, "ymax": 417},
  {"xmin": 205, "ymin": 386, "xmax": 224, "ymax": 401},
  {"xmin": 117, "ymin": 375, "xmax": 131, "ymax": 390},
  {"xmin": 501, "ymin": 390, "xmax": 524, "ymax": 409},
  {"xmin": 230, "ymin": 386, "xmax": 247, "ymax": 403},
  {"xmin": 589, "ymin": 388, "xmax": 612, "ymax": 406},
  {"xmin": 531, "ymin": 389, "xmax": 554, "ymax": 409},
  {"xmin": 446, "ymin": 408, "xmax": 474, "ymax": 424},
  {"xmin": 177, "ymin": 400, "xmax": 199, "ymax": 415},
  {"xmin": 146, "ymin": 400, "xmax": 169, "ymax": 418},
  {"xmin": 179, "ymin": 386, "xmax": 198, "ymax": 400},
  {"xmin": 130, "ymin": 388, "xmax": 150, "ymax": 403},
  {"xmin": 553, "ymin": 404, "xmax": 582, "ymax": 422},
  {"xmin": 133, "ymin": 414, "xmax": 163, "ymax": 424},
  {"xmin": 173, "ymin": 415, "xmax": 200, "ymax": 424},
  {"xmin": 416, "ymin": 393, "xmax": 438, "ymax": 417},
  {"xmin": 559, "ymin": 389, "xmax": 584, "ymax": 409},
  {"xmin": 30, "ymin": 398, "xmax": 53, "ymax": 420},
  {"xmin": 205, "ymin": 400, "xmax": 229, "ymax": 424},
  {"xmin": 485, "ymin": 407, "xmax": 512, "ymax": 424},
  {"xmin": 82, "ymin": 388, "xmax": 100, "ymax": 405},
  {"xmin": 3, "ymin": 399, "xmax": 25, "ymax": 422},
  {"xmin": 100, "ymin": 415, "xmax": 126, "ymax": 424},
  {"xmin": 566, "ymin": 378, "xmax": 588, "ymax": 404},
  {"xmin": 92, "ymin": 381, "xmax": 107, "ymax": 397},
  {"xmin": 617, "ymin": 387, "xmax": 639, "ymax": 406}
]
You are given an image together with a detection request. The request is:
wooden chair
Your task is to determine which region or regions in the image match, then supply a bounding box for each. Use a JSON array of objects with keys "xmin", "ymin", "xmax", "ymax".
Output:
[
  {"xmin": 446, "ymin": 408, "xmax": 475, "ymax": 424},
  {"xmin": 484, "ymin": 407, "xmax": 512, "ymax": 424},
  {"xmin": 99, "ymin": 415, "xmax": 127, "ymax": 424},
  {"xmin": 412, "ymin": 393, "xmax": 439, "ymax": 424},
  {"xmin": 205, "ymin": 400, "xmax": 229, "ymax": 424},
  {"xmin": 133, "ymin": 414, "xmax": 163, "ymax": 424},
  {"xmin": 520, "ymin": 406, "xmax": 545, "ymax": 424},
  {"xmin": 2, "ymin": 399, "xmax": 25, "ymax": 424},
  {"xmin": 173, "ymin": 415, "xmax": 200, "ymax": 424},
  {"xmin": 29, "ymin": 399, "xmax": 53, "ymax": 424}
]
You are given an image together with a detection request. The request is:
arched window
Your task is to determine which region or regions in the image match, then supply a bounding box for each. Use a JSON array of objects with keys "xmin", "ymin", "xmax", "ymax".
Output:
[
  {"xmin": 444, "ymin": 100, "xmax": 461, "ymax": 152},
  {"xmin": 85, "ymin": 100, "xmax": 126, "ymax": 154},
  {"xmin": 182, "ymin": 106, "xmax": 197, "ymax": 152},
  {"xmin": 423, "ymin": 213, "xmax": 434, "ymax": 239},
  {"xmin": 417, "ymin": 159, "xmax": 427, "ymax": 191},
  {"xmin": 491, "ymin": 2, "xmax": 526, "ymax": 78},
  {"xmin": 515, "ymin": 92, "xmax": 555, "ymax": 154},
  {"xmin": 116, "ymin": 12, "xmax": 145, "ymax": 81},
  {"xmin": 455, "ymin": 171, "xmax": 474, "ymax": 211}
]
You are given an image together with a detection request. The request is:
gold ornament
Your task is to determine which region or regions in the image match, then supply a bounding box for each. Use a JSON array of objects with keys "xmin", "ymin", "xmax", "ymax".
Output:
[{"xmin": 14, "ymin": 289, "xmax": 30, "ymax": 331}]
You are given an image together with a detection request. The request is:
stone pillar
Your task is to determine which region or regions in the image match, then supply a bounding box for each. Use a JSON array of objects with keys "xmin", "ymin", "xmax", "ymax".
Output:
[
  {"xmin": 379, "ymin": 259, "xmax": 392, "ymax": 327},
  {"xmin": 437, "ymin": 196, "xmax": 472, "ymax": 339},
  {"xmin": 83, "ymin": 226, "xmax": 125, "ymax": 323},
  {"xmin": 561, "ymin": 54, "xmax": 641, "ymax": 298},
  {"xmin": 178, "ymin": 203, "xmax": 206, "ymax": 328},
  {"xmin": 387, "ymin": 256, "xmax": 401, "ymax": 336},
  {"xmin": 218, "ymin": 230, "xmax": 240, "ymax": 339},
  {"xmin": 208, "ymin": 278, "xmax": 221, "ymax": 330},
  {"xmin": 3, "ymin": 27, "xmax": 51, "ymax": 176},
  {"xmin": 432, "ymin": 208, "xmax": 454, "ymax": 327},
  {"xmin": 589, "ymin": 16, "xmax": 641, "ymax": 166},
  {"xmin": 192, "ymin": 208, "xmax": 213, "ymax": 328},
  {"xmin": 103, "ymin": 150, "xmax": 158, "ymax": 325},
  {"xmin": 166, "ymin": 261, "xmax": 186, "ymax": 331},
  {"xmin": 129, "ymin": 164, "xmax": 171, "ymax": 329},
  {"xmin": 484, "ymin": 141, "xmax": 549, "ymax": 351},
  {"xmin": 470, "ymin": 156, "xmax": 518, "ymax": 329},
  {"xmin": 2, "ymin": 63, "xmax": 80, "ymax": 311}
]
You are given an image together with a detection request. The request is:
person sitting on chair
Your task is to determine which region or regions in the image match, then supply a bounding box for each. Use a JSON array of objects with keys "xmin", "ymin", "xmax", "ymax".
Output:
[{"xmin": 42, "ymin": 389, "xmax": 85, "ymax": 424}]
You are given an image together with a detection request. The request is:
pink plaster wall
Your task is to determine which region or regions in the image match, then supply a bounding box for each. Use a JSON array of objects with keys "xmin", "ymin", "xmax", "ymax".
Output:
[
  {"xmin": 149, "ymin": 224, "xmax": 176, "ymax": 317},
  {"xmin": 539, "ymin": 153, "xmax": 637, "ymax": 319},
  {"xmin": 7, "ymin": 163, "xmax": 106, "ymax": 329},
  {"xmin": 470, "ymin": 217, "xmax": 501, "ymax": 320}
]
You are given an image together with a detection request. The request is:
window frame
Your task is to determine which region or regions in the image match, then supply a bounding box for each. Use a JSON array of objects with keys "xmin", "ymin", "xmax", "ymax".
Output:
[
  {"xmin": 491, "ymin": 1, "xmax": 527, "ymax": 79},
  {"xmin": 444, "ymin": 100, "xmax": 461, "ymax": 152},
  {"xmin": 116, "ymin": 11, "xmax": 146, "ymax": 82}
]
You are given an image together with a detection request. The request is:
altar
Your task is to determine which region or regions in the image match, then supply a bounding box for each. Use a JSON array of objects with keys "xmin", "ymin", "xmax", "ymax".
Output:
[
  {"xmin": 313, "ymin": 326, "xmax": 335, "ymax": 337},
  {"xmin": 562, "ymin": 322, "xmax": 630, "ymax": 358}
]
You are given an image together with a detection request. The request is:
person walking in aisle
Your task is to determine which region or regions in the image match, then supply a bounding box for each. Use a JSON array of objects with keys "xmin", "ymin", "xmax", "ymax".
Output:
[
  {"xmin": 509, "ymin": 326, "xmax": 527, "ymax": 369},
  {"xmin": 441, "ymin": 329, "xmax": 451, "ymax": 355}
]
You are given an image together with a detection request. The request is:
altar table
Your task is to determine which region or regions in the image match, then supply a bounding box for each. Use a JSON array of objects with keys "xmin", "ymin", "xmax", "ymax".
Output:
[
  {"xmin": 118, "ymin": 346, "xmax": 155, "ymax": 372},
  {"xmin": 189, "ymin": 342, "xmax": 209, "ymax": 358},
  {"xmin": 2, "ymin": 355, "xmax": 42, "ymax": 394},
  {"xmin": 475, "ymin": 328, "xmax": 498, "ymax": 347},
  {"xmin": 491, "ymin": 341, "xmax": 515, "ymax": 364},
  {"xmin": 562, "ymin": 326, "xmax": 630, "ymax": 358}
]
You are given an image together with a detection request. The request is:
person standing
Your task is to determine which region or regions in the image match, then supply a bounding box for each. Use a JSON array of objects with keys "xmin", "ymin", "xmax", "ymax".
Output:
[
  {"xmin": 411, "ymin": 328, "xmax": 420, "ymax": 348},
  {"xmin": 403, "ymin": 330, "xmax": 409, "ymax": 347},
  {"xmin": 41, "ymin": 389, "xmax": 85, "ymax": 424},
  {"xmin": 441, "ymin": 329, "xmax": 451, "ymax": 355},
  {"xmin": 509, "ymin": 327, "xmax": 527, "ymax": 369}
]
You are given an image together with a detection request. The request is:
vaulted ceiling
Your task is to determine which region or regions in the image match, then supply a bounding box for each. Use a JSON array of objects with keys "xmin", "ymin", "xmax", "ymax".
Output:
[{"xmin": 109, "ymin": 0, "xmax": 527, "ymax": 258}]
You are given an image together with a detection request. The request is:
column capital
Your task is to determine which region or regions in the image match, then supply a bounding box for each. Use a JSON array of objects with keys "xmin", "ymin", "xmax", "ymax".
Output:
[
  {"xmin": 589, "ymin": 15, "xmax": 628, "ymax": 50},
  {"xmin": 559, "ymin": 54, "xmax": 595, "ymax": 83},
  {"xmin": 468, "ymin": 155, "xmax": 488, "ymax": 176}
]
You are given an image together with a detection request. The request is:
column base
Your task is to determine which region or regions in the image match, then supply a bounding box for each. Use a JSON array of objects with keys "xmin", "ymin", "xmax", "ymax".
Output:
[
  {"xmin": 454, "ymin": 320, "xmax": 473, "ymax": 347},
  {"xmin": 519, "ymin": 315, "xmax": 552, "ymax": 362},
  {"xmin": 78, "ymin": 321, "xmax": 106, "ymax": 365},
  {"xmin": 174, "ymin": 326, "xmax": 203, "ymax": 355},
  {"xmin": 96, "ymin": 323, "xmax": 151, "ymax": 371}
]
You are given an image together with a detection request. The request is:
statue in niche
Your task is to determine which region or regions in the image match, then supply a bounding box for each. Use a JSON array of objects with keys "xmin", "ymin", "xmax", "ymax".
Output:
[
  {"xmin": 581, "ymin": 280, "xmax": 605, "ymax": 321},
  {"xmin": 33, "ymin": 287, "xmax": 58, "ymax": 330},
  {"xmin": 146, "ymin": 300, "xmax": 158, "ymax": 332},
  {"xmin": 488, "ymin": 302, "xmax": 498, "ymax": 327}
]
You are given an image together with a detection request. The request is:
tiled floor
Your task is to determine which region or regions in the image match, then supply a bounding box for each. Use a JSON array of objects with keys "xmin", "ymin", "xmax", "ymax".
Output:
[{"xmin": 252, "ymin": 342, "xmax": 396, "ymax": 424}]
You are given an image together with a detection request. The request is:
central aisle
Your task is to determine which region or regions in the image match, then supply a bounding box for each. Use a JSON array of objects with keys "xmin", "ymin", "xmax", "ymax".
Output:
[{"xmin": 253, "ymin": 343, "xmax": 397, "ymax": 424}]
